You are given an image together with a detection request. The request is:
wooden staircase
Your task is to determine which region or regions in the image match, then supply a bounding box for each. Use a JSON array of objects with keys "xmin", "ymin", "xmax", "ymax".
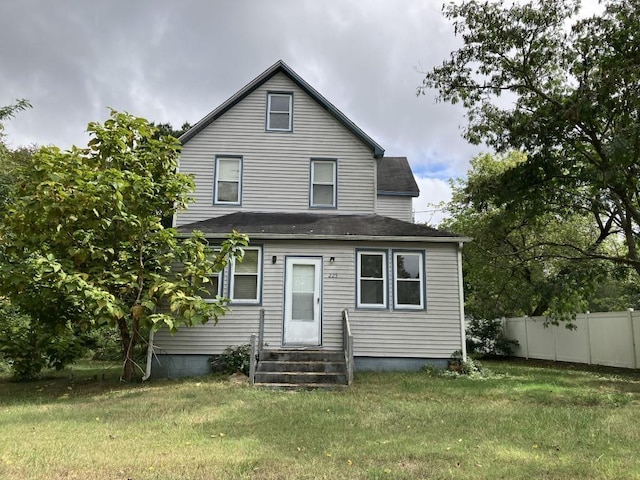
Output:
[{"xmin": 254, "ymin": 349, "xmax": 348, "ymax": 389}]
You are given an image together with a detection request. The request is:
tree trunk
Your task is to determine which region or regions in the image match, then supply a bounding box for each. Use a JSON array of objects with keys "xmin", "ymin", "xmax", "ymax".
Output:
[{"xmin": 117, "ymin": 317, "xmax": 136, "ymax": 382}]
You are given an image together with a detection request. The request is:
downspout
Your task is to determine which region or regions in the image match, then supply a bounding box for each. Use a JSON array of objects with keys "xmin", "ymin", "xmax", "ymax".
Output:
[
  {"xmin": 142, "ymin": 329, "xmax": 155, "ymax": 381},
  {"xmin": 457, "ymin": 242, "xmax": 467, "ymax": 362}
]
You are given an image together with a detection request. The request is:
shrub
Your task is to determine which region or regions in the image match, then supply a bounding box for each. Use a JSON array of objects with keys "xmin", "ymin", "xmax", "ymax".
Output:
[
  {"xmin": 0, "ymin": 301, "xmax": 86, "ymax": 381},
  {"xmin": 466, "ymin": 317, "xmax": 519, "ymax": 356},
  {"xmin": 211, "ymin": 344, "xmax": 251, "ymax": 375},
  {"xmin": 424, "ymin": 351, "xmax": 494, "ymax": 379}
]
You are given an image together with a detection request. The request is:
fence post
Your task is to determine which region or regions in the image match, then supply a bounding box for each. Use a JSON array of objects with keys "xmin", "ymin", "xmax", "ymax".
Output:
[
  {"xmin": 585, "ymin": 311, "xmax": 592, "ymax": 365},
  {"xmin": 258, "ymin": 308, "xmax": 265, "ymax": 356},
  {"xmin": 249, "ymin": 334, "xmax": 257, "ymax": 385},
  {"xmin": 523, "ymin": 315, "xmax": 530, "ymax": 359},
  {"xmin": 629, "ymin": 308, "xmax": 637, "ymax": 369},
  {"xmin": 552, "ymin": 318, "xmax": 558, "ymax": 362}
]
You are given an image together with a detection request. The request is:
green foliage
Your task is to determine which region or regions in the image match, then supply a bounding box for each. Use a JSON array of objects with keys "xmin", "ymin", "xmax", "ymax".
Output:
[
  {"xmin": 447, "ymin": 351, "xmax": 493, "ymax": 378},
  {"xmin": 423, "ymin": 351, "xmax": 494, "ymax": 379},
  {"xmin": 466, "ymin": 317, "xmax": 519, "ymax": 356},
  {"xmin": 421, "ymin": 0, "xmax": 640, "ymax": 280},
  {"xmin": 0, "ymin": 300, "xmax": 85, "ymax": 381},
  {"xmin": 211, "ymin": 344, "xmax": 251, "ymax": 375},
  {"xmin": 0, "ymin": 110, "xmax": 247, "ymax": 380},
  {"xmin": 83, "ymin": 325, "xmax": 128, "ymax": 361},
  {"xmin": 442, "ymin": 152, "xmax": 616, "ymax": 321}
]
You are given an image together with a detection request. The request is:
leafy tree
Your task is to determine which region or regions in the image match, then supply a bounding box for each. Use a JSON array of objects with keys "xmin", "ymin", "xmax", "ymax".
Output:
[
  {"xmin": 441, "ymin": 152, "xmax": 615, "ymax": 322},
  {"xmin": 0, "ymin": 110, "xmax": 247, "ymax": 381},
  {"xmin": 0, "ymin": 100, "xmax": 31, "ymax": 210},
  {"xmin": 149, "ymin": 121, "xmax": 192, "ymax": 140},
  {"xmin": 420, "ymin": 0, "xmax": 640, "ymax": 277}
]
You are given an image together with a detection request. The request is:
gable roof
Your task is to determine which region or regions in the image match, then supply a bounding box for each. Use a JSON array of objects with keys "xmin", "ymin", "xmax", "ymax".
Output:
[
  {"xmin": 179, "ymin": 60, "xmax": 385, "ymax": 158},
  {"xmin": 377, "ymin": 157, "xmax": 420, "ymax": 197},
  {"xmin": 178, "ymin": 212, "xmax": 467, "ymax": 242}
]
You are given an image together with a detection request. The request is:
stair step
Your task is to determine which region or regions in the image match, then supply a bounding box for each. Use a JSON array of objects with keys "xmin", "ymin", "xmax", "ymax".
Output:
[
  {"xmin": 254, "ymin": 349, "xmax": 349, "ymax": 387},
  {"xmin": 260, "ymin": 349, "xmax": 344, "ymax": 362},
  {"xmin": 254, "ymin": 382, "xmax": 348, "ymax": 391},
  {"xmin": 254, "ymin": 372, "xmax": 347, "ymax": 385},
  {"xmin": 257, "ymin": 361, "xmax": 346, "ymax": 373}
]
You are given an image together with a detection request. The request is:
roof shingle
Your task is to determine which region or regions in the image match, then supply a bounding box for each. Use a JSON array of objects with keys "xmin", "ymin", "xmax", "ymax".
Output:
[
  {"xmin": 377, "ymin": 157, "xmax": 420, "ymax": 197},
  {"xmin": 177, "ymin": 212, "xmax": 461, "ymax": 240}
]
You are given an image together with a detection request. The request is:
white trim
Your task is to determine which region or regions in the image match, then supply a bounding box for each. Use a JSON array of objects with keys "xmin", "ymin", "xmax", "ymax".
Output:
[
  {"xmin": 310, "ymin": 159, "xmax": 337, "ymax": 208},
  {"xmin": 393, "ymin": 251, "xmax": 425, "ymax": 310},
  {"xmin": 356, "ymin": 250, "xmax": 387, "ymax": 309},
  {"xmin": 283, "ymin": 257, "xmax": 322, "ymax": 345},
  {"xmin": 457, "ymin": 243, "xmax": 468, "ymax": 361},
  {"xmin": 229, "ymin": 246, "xmax": 262, "ymax": 304},
  {"xmin": 266, "ymin": 92, "xmax": 292, "ymax": 131},
  {"xmin": 214, "ymin": 156, "xmax": 242, "ymax": 205}
]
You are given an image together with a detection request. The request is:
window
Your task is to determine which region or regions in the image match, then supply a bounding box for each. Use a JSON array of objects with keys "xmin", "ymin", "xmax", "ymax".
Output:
[
  {"xmin": 393, "ymin": 251, "xmax": 425, "ymax": 309},
  {"xmin": 357, "ymin": 251, "xmax": 387, "ymax": 308},
  {"xmin": 266, "ymin": 92, "xmax": 292, "ymax": 131},
  {"xmin": 230, "ymin": 247, "xmax": 262, "ymax": 303},
  {"xmin": 201, "ymin": 251, "xmax": 223, "ymax": 302},
  {"xmin": 214, "ymin": 156, "xmax": 242, "ymax": 205},
  {"xmin": 310, "ymin": 159, "xmax": 337, "ymax": 208}
]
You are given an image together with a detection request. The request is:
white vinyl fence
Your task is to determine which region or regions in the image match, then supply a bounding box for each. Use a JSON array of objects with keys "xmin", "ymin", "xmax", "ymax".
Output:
[{"xmin": 503, "ymin": 310, "xmax": 640, "ymax": 369}]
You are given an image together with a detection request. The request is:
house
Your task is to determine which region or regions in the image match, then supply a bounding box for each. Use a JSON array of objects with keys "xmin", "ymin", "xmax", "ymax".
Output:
[{"xmin": 151, "ymin": 60, "xmax": 469, "ymax": 382}]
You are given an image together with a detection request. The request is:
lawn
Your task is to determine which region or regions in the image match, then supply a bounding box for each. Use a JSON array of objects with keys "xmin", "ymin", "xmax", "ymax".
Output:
[{"xmin": 1, "ymin": 359, "xmax": 639, "ymax": 480}]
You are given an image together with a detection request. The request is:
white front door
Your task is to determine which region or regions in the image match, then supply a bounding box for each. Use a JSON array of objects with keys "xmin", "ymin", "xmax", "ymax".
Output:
[{"xmin": 283, "ymin": 257, "xmax": 322, "ymax": 345}]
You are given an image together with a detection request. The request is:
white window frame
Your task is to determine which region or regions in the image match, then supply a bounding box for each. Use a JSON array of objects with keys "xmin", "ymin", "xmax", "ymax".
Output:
[
  {"xmin": 266, "ymin": 92, "xmax": 293, "ymax": 132},
  {"xmin": 214, "ymin": 156, "xmax": 242, "ymax": 205},
  {"xmin": 229, "ymin": 246, "xmax": 262, "ymax": 304},
  {"xmin": 393, "ymin": 251, "xmax": 425, "ymax": 310},
  {"xmin": 310, "ymin": 159, "xmax": 337, "ymax": 208},
  {"xmin": 201, "ymin": 249, "xmax": 223, "ymax": 303},
  {"xmin": 356, "ymin": 250, "xmax": 388, "ymax": 309}
]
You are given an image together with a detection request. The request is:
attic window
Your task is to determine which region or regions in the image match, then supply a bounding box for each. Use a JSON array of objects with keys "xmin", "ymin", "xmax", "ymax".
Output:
[{"xmin": 266, "ymin": 92, "xmax": 292, "ymax": 131}]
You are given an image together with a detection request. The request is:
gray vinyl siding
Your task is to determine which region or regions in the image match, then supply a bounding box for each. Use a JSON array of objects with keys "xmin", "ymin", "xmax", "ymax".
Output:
[
  {"xmin": 153, "ymin": 240, "xmax": 463, "ymax": 359},
  {"xmin": 176, "ymin": 72, "xmax": 376, "ymax": 226},
  {"xmin": 376, "ymin": 196, "xmax": 413, "ymax": 222}
]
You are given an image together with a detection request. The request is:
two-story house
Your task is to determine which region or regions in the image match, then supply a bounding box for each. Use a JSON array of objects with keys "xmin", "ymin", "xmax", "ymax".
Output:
[{"xmin": 151, "ymin": 60, "xmax": 468, "ymax": 383}]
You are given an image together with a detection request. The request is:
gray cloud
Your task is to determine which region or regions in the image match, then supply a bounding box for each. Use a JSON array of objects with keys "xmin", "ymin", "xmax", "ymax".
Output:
[{"xmin": 1, "ymin": 0, "xmax": 485, "ymax": 213}]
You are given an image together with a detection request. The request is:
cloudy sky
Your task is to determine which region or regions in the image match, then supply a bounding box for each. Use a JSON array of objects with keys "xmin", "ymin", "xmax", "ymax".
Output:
[{"xmin": 0, "ymin": 0, "xmax": 489, "ymax": 225}]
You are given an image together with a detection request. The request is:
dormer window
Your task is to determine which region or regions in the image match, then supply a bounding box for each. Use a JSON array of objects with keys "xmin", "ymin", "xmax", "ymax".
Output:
[{"xmin": 266, "ymin": 92, "xmax": 293, "ymax": 131}]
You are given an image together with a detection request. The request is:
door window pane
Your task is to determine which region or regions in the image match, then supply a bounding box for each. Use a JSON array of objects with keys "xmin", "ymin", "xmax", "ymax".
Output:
[{"xmin": 292, "ymin": 293, "xmax": 315, "ymax": 321}]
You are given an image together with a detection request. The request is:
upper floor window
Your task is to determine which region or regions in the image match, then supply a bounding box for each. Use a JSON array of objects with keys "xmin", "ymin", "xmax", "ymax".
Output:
[
  {"xmin": 310, "ymin": 159, "xmax": 337, "ymax": 208},
  {"xmin": 393, "ymin": 251, "xmax": 425, "ymax": 309},
  {"xmin": 230, "ymin": 247, "xmax": 262, "ymax": 304},
  {"xmin": 266, "ymin": 92, "xmax": 293, "ymax": 131},
  {"xmin": 214, "ymin": 156, "xmax": 242, "ymax": 205}
]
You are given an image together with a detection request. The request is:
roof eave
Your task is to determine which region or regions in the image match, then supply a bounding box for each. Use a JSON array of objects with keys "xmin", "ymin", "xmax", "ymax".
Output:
[
  {"xmin": 377, "ymin": 190, "xmax": 420, "ymax": 197},
  {"xmin": 177, "ymin": 232, "xmax": 471, "ymax": 243}
]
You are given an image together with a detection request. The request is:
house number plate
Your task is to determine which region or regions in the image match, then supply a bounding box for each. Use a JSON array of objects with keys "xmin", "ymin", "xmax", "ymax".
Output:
[{"xmin": 328, "ymin": 273, "xmax": 339, "ymax": 278}]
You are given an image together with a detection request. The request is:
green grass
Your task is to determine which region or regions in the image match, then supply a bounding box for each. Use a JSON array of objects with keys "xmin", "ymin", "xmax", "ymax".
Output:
[{"xmin": 1, "ymin": 359, "xmax": 640, "ymax": 479}]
